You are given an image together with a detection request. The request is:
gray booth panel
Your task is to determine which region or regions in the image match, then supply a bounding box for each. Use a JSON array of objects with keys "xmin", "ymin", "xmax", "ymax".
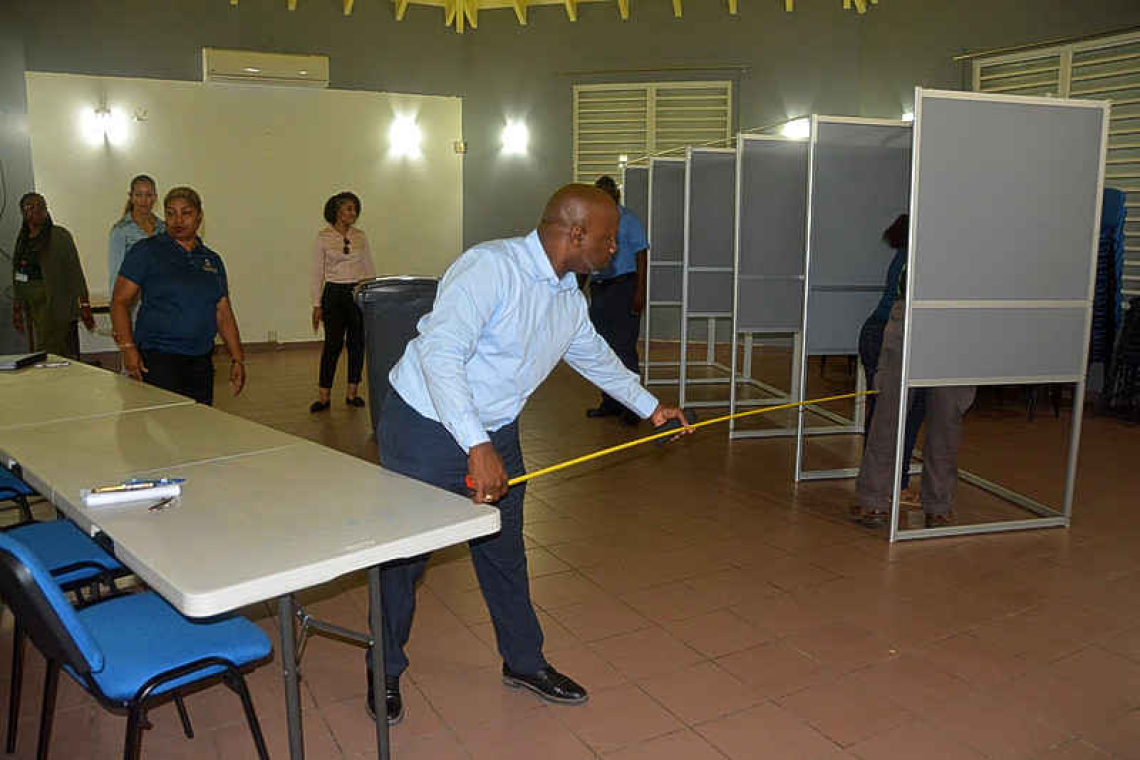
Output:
[
  {"xmin": 737, "ymin": 276, "xmax": 804, "ymax": 332},
  {"xmin": 912, "ymin": 98, "xmax": 1104, "ymax": 302},
  {"xmin": 687, "ymin": 151, "xmax": 736, "ymax": 269},
  {"xmin": 689, "ymin": 271, "xmax": 734, "ymax": 314},
  {"xmin": 907, "ymin": 307, "xmax": 1088, "ymax": 383},
  {"xmin": 809, "ymin": 121, "xmax": 911, "ymax": 288},
  {"xmin": 805, "ymin": 289, "xmax": 882, "ymax": 355},
  {"xmin": 624, "ymin": 166, "xmax": 649, "ymax": 225},
  {"xmin": 737, "ymin": 139, "xmax": 808, "ymax": 278},
  {"xmin": 650, "ymin": 161, "xmax": 685, "ymax": 263},
  {"xmin": 651, "ymin": 265, "xmax": 683, "ymax": 301}
]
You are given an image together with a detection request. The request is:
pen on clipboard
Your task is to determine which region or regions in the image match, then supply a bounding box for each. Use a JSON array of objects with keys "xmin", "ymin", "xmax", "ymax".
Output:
[{"xmin": 91, "ymin": 478, "xmax": 186, "ymax": 494}]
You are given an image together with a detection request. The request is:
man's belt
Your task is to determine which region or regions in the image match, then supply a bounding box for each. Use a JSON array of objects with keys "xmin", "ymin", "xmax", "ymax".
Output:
[{"xmin": 592, "ymin": 272, "xmax": 635, "ymax": 286}]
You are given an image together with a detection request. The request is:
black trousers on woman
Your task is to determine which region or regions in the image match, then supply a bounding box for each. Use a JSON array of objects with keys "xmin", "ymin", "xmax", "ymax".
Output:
[
  {"xmin": 319, "ymin": 282, "xmax": 365, "ymax": 389},
  {"xmin": 140, "ymin": 349, "xmax": 214, "ymax": 405}
]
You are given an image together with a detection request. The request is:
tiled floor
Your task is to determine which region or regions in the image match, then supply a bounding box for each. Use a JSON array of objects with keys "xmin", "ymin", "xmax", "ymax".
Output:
[{"xmin": 6, "ymin": 345, "xmax": 1140, "ymax": 759}]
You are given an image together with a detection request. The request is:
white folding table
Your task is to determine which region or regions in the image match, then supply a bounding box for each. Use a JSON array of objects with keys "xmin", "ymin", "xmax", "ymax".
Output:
[{"xmin": 0, "ymin": 360, "xmax": 500, "ymax": 759}]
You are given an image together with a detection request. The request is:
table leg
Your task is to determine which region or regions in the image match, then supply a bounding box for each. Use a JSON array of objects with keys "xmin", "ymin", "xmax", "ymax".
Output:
[
  {"xmin": 278, "ymin": 594, "xmax": 305, "ymax": 760},
  {"xmin": 367, "ymin": 566, "xmax": 391, "ymax": 760}
]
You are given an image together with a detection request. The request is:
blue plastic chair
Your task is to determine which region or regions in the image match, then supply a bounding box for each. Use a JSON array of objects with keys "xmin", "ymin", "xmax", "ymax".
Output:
[
  {"xmin": 5, "ymin": 518, "xmax": 132, "ymax": 753},
  {"xmin": 0, "ymin": 463, "xmax": 133, "ymax": 753},
  {"xmin": 0, "ymin": 533, "xmax": 273, "ymax": 760},
  {"xmin": 0, "ymin": 466, "xmax": 33, "ymax": 523}
]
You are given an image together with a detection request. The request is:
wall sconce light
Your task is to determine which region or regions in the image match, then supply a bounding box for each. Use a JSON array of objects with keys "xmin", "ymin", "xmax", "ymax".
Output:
[
  {"xmin": 81, "ymin": 105, "xmax": 128, "ymax": 146},
  {"xmin": 618, "ymin": 153, "xmax": 629, "ymax": 166},
  {"xmin": 389, "ymin": 115, "xmax": 422, "ymax": 158},
  {"xmin": 501, "ymin": 120, "xmax": 528, "ymax": 155},
  {"xmin": 781, "ymin": 118, "xmax": 811, "ymax": 140}
]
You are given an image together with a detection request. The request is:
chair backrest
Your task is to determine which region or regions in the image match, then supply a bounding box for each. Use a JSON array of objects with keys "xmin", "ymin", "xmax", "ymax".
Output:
[
  {"xmin": 0, "ymin": 466, "xmax": 33, "ymax": 499},
  {"xmin": 0, "ymin": 534, "xmax": 103, "ymax": 675}
]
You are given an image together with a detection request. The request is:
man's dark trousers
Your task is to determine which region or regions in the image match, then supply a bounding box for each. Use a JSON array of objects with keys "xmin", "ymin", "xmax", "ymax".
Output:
[
  {"xmin": 588, "ymin": 274, "xmax": 640, "ymax": 412},
  {"xmin": 370, "ymin": 389, "xmax": 547, "ymax": 679}
]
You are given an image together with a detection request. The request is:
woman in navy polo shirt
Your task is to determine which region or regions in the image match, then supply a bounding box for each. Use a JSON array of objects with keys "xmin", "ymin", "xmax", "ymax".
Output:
[{"xmin": 109, "ymin": 187, "xmax": 246, "ymax": 405}]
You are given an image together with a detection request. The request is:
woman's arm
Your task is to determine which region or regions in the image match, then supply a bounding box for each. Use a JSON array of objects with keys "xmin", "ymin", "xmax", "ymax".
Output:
[
  {"xmin": 359, "ymin": 230, "xmax": 377, "ymax": 280},
  {"xmin": 111, "ymin": 275, "xmax": 145, "ymax": 380},
  {"xmin": 216, "ymin": 296, "xmax": 246, "ymax": 396},
  {"xmin": 107, "ymin": 225, "xmax": 126, "ymax": 297},
  {"xmin": 59, "ymin": 229, "xmax": 94, "ymax": 329},
  {"xmin": 310, "ymin": 234, "xmax": 325, "ymax": 331}
]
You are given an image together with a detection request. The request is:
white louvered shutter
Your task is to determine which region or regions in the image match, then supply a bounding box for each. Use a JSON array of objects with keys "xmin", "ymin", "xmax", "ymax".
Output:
[{"xmin": 573, "ymin": 81, "xmax": 732, "ymax": 183}]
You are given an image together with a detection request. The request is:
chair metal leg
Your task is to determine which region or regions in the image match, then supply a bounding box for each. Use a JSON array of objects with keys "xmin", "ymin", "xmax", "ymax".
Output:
[
  {"xmin": 35, "ymin": 661, "xmax": 59, "ymax": 760},
  {"xmin": 228, "ymin": 673, "xmax": 270, "ymax": 760},
  {"xmin": 7, "ymin": 622, "xmax": 24, "ymax": 753},
  {"xmin": 173, "ymin": 695, "xmax": 194, "ymax": 739},
  {"xmin": 14, "ymin": 495, "xmax": 32, "ymax": 524},
  {"xmin": 123, "ymin": 705, "xmax": 143, "ymax": 760}
]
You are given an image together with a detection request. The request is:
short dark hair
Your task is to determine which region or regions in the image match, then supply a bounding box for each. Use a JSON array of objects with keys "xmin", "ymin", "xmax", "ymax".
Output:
[
  {"xmin": 594, "ymin": 175, "xmax": 620, "ymax": 204},
  {"xmin": 324, "ymin": 192, "xmax": 362, "ymax": 224},
  {"xmin": 882, "ymin": 213, "xmax": 909, "ymax": 250}
]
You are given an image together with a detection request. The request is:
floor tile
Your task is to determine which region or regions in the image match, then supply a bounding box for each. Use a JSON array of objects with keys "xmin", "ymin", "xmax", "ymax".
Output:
[
  {"xmin": 778, "ymin": 678, "xmax": 914, "ymax": 747},
  {"xmin": 696, "ymin": 701, "xmax": 848, "ymax": 760},
  {"xmin": 587, "ymin": 626, "xmax": 705, "ymax": 680},
  {"xmin": 640, "ymin": 661, "xmax": 764, "ymax": 725},
  {"xmin": 553, "ymin": 683, "xmax": 684, "ymax": 754}
]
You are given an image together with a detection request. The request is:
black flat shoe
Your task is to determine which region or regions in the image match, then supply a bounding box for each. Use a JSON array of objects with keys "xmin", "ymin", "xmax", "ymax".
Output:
[
  {"xmin": 585, "ymin": 406, "xmax": 621, "ymax": 418},
  {"xmin": 502, "ymin": 664, "xmax": 588, "ymax": 704},
  {"xmin": 366, "ymin": 675, "xmax": 403, "ymax": 725},
  {"xmin": 346, "ymin": 396, "xmax": 366, "ymax": 408},
  {"xmin": 309, "ymin": 400, "xmax": 331, "ymax": 413}
]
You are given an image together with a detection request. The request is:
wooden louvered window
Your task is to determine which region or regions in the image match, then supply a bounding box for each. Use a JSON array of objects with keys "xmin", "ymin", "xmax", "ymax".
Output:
[{"xmin": 573, "ymin": 81, "xmax": 733, "ymax": 183}]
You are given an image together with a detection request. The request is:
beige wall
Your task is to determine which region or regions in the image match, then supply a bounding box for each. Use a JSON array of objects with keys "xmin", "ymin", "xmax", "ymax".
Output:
[{"xmin": 25, "ymin": 72, "xmax": 462, "ymax": 344}]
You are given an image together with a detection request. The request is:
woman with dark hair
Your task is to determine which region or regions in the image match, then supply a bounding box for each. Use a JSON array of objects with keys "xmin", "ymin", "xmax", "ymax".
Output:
[
  {"xmin": 853, "ymin": 214, "xmax": 976, "ymax": 529},
  {"xmin": 309, "ymin": 191, "xmax": 375, "ymax": 413},
  {"xmin": 856, "ymin": 213, "xmax": 926, "ymax": 504},
  {"xmin": 11, "ymin": 192, "xmax": 95, "ymax": 358},
  {"xmin": 107, "ymin": 174, "xmax": 164, "ymax": 296},
  {"xmin": 110, "ymin": 187, "xmax": 246, "ymax": 405}
]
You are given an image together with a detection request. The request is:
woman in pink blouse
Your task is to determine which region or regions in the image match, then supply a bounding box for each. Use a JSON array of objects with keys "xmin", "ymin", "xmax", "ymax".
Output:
[{"xmin": 310, "ymin": 191, "xmax": 376, "ymax": 412}]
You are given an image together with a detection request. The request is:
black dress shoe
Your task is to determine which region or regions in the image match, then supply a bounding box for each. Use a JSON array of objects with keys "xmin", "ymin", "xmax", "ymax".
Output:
[
  {"xmin": 346, "ymin": 396, "xmax": 366, "ymax": 408},
  {"xmin": 502, "ymin": 664, "xmax": 588, "ymax": 704},
  {"xmin": 585, "ymin": 406, "xmax": 621, "ymax": 419},
  {"xmin": 309, "ymin": 400, "xmax": 330, "ymax": 413},
  {"xmin": 366, "ymin": 675, "xmax": 403, "ymax": 725}
]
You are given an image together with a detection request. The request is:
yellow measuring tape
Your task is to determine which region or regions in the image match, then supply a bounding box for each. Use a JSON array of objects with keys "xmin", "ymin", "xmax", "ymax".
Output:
[{"xmin": 505, "ymin": 389, "xmax": 876, "ymax": 487}]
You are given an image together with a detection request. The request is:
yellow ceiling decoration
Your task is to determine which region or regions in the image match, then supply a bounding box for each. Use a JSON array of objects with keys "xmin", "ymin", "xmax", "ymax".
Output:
[{"xmin": 230, "ymin": 1, "xmax": 879, "ymax": 29}]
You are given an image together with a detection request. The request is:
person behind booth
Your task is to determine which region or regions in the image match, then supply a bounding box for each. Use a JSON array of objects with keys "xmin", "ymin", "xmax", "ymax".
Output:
[
  {"xmin": 371, "ymin": 184, "xmax": 691, "ymax": 725},
  {"xmin": 853, "ymin": 215, "xmax": 975, "ymax": 529},
  {"xmin": 107, "ymin": 174, "xmax": 164, "ymax": 298},
  {"xmin": 584, "ymin": 175, "xmax": 649, "ymax": 426},
  {"xmin": 110, "ymin": 187, "xmax": 246, "ymax": 405},
  {"xmin": 309, "ymin": 191, "xmax": 376, "ymax": 413},
  {"xmin": 856, "ymin": 213, "xmax": 925, "ymax": 505},
  {"xmin": 11, "ymin": 193, "xmax": 95, "ymax": 358}
]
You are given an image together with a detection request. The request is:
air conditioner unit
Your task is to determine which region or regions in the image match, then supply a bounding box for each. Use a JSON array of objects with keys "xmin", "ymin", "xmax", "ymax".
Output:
[{"xmin": 202, "ymin": 48, "xmax": 329, "ymax": 89}]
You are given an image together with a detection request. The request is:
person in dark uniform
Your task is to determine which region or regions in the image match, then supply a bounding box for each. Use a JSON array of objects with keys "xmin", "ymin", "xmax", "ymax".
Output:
[
  {"xmin": 110, "ymin": 187, "xmax": 246, "ymax": 405},
  {"xmin": 11, "ymin": 193, "xmax": 95, "ymax": 358},
  {"xmin": 585, "ymin": 175, "xmax": 649, "ymax": 426}
]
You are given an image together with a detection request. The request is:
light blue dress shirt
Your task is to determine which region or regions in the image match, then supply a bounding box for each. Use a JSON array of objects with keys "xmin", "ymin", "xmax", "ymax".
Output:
[
  {"xmin": 390, "ymin": 230, "xmax": 659, "ymax": 452},
  {"xmin": 108, "ymin": 214, "xmax": 165, "ymax": 295},
  {"xmin": 592, "ymin": 205, "xmax": 648, "ymax": 281}
]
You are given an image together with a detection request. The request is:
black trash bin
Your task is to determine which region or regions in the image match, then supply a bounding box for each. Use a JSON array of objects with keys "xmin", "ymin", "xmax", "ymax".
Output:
[{"xmin": 354, "ymin": 276, "xmax": 438, "ymax": 436}]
